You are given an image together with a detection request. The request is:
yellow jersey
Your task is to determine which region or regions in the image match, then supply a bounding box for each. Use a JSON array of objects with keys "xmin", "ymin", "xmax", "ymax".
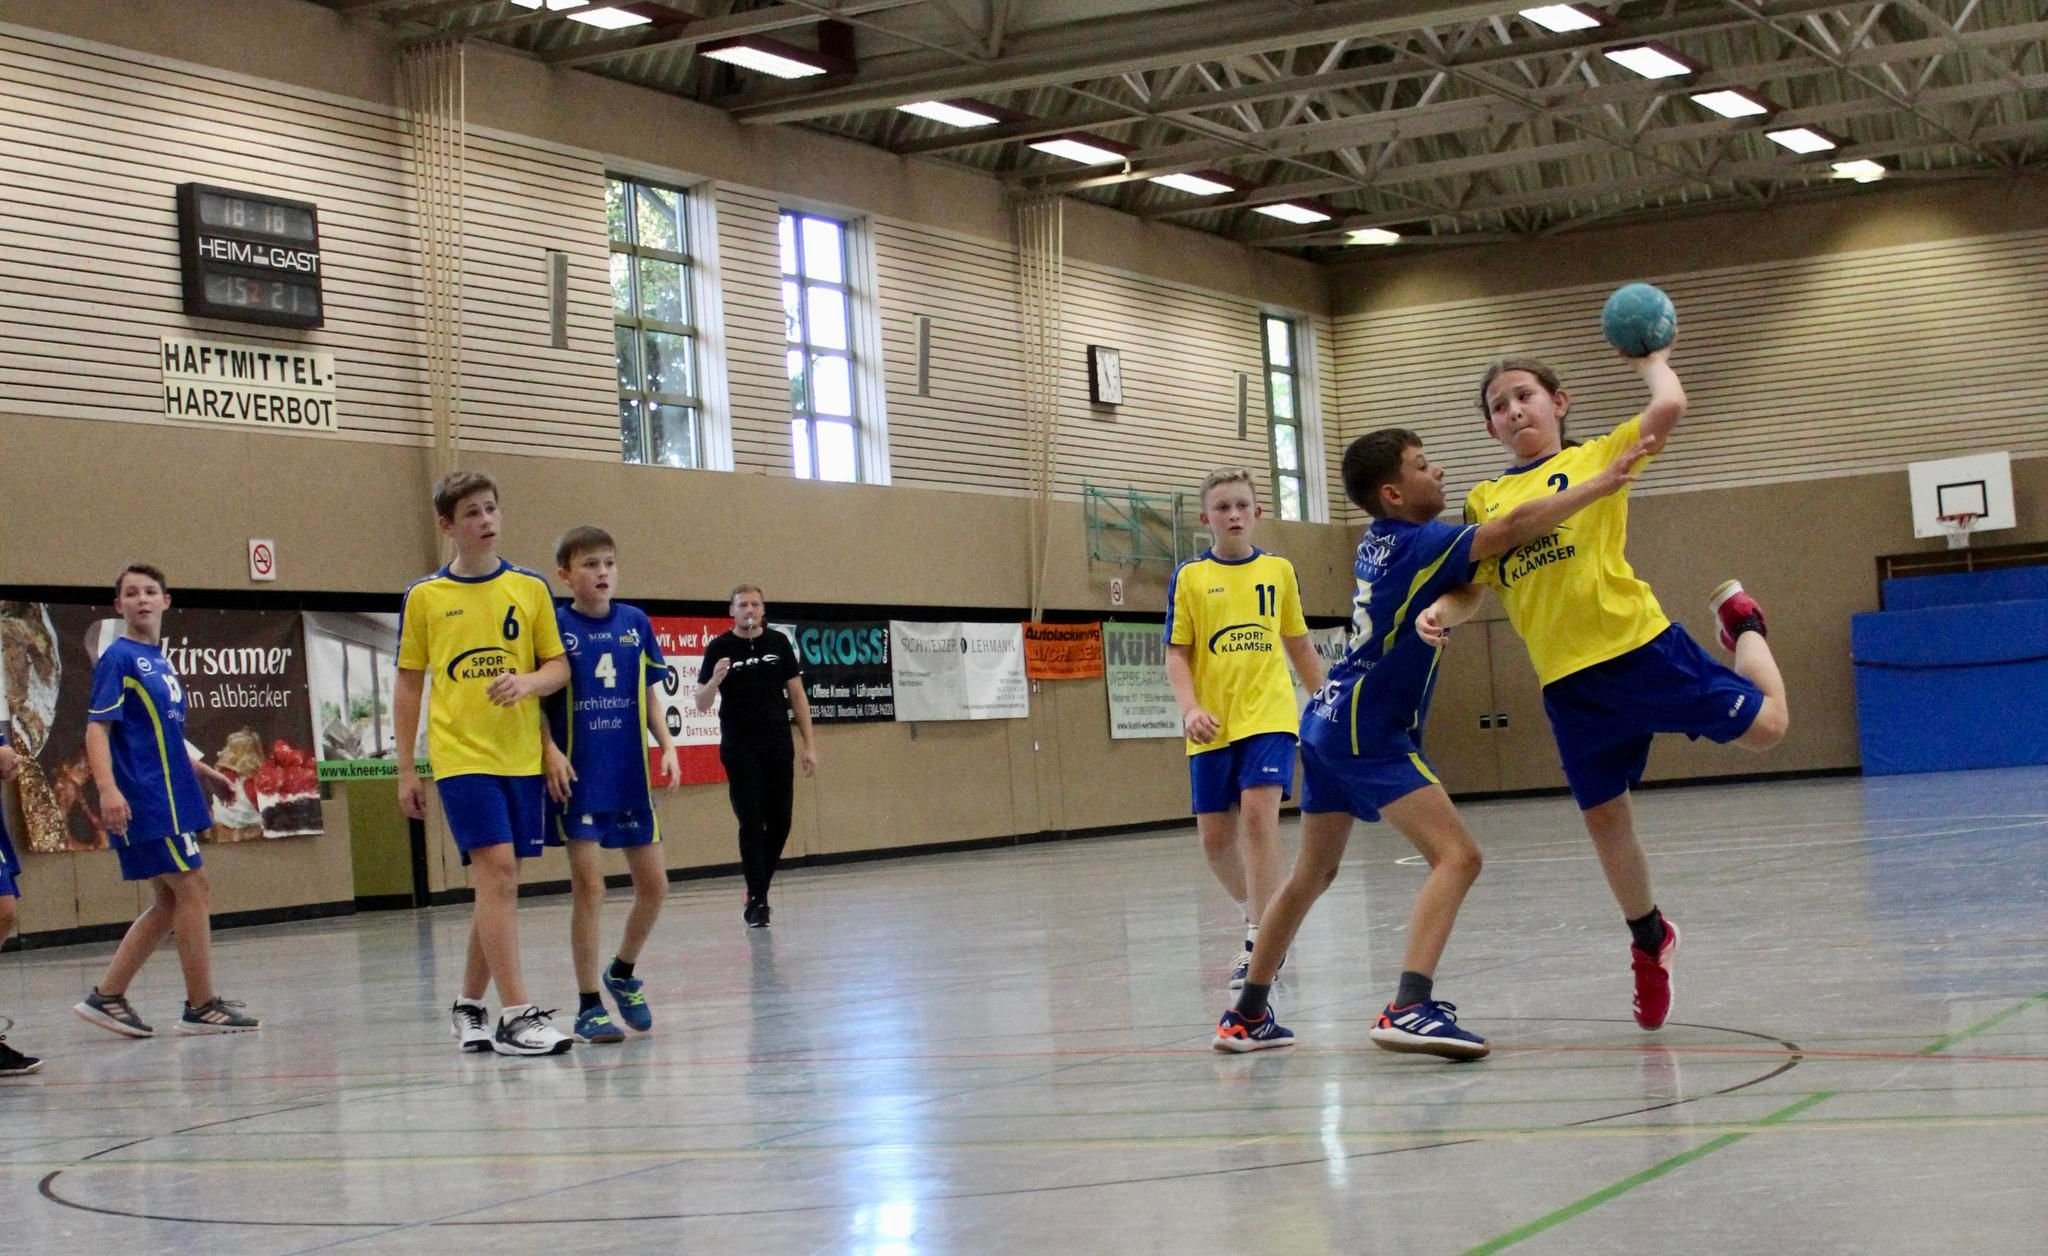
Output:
[
  {"xmin": 1463, "ymin": 415, "xmax": 1669, "ymax": 685},
  {"xmin": 397, "ymin": 560, "xmax": 566, "ymax": 778},
  {"xmin": 1165, "ymin": 548, "xmax": 1310, "ymax": 755}
]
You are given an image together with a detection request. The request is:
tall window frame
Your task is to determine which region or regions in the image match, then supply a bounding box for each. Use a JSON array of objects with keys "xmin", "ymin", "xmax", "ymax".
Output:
[
  {"xmin": 781, "ymin": 209, "xmax": 870, "ymax": 483},
  {"xmin": 1261, "ymin": 313, "xmax": 1308, "ymax": 522},
  {"xmin": 609, "ymin": 174, "xmax": 704, "ymax": 469}
]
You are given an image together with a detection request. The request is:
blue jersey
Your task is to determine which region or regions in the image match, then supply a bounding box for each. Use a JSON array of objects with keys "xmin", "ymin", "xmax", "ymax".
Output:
[
  {"xmin": 1303, "ymin": 519, "xmax": 1478, "ymax": 757},
  {"xmin": 544, "ymin": 603, "xmax": 666, "ymax": 815},
  {"xmin": 87, "ymin": 637, "xmax": 212, "ymax": 843}
]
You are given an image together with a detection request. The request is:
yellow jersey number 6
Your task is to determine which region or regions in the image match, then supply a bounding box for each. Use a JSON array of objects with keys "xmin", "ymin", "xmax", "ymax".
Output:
[{"xmin": 502, "ymin": 606, "xmax": 521, "ymax": 641}]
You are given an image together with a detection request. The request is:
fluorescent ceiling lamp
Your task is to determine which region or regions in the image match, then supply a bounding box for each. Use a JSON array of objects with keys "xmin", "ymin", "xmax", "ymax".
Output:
[
  {"xmin": 1347, "ymin": 228, "xmax": 1403, "ymax": 245},
  {"xmin": 1831, "ymin": 158, "xmax": 1887, "ymax": 182},
  {"xmin": 1603, "ymin": 43, "xmax": 1696, "ymax": 79},
  {"xmin": 1767, "ymin": 126, "xmax": 1838, "ymax": 153},
  {"xmin": 702, "ymin": 42, "xmax": 830, "ymax": 76},
  {"xmin": 1690, "ymin": 88, "xmax": 1771, "ymax": 118},
  {"xmin": 568, "ymin": 6, "xmax": 651, "ymax": 28},
  {"xmin": 1030, "ymin": 137, "xmax": 1126, "ymax": 165},
  {"xmin": 1149, "ymin": 172, "xmax": 1236, "ymax": 196},
  {"xmin": 511, "ymin": 0, "xmax": 590, "ymax": 7},
  {"xmin": 1519, "ymin": 5, "xmax": 1602, "ymax": 33},
  {"xmin": 1253, "ymin": 202, "xmax": 1332, "ymax": 225},
  {"xmin": 896, "ymin": 100, "xmax": 999, "ymax": 128}
]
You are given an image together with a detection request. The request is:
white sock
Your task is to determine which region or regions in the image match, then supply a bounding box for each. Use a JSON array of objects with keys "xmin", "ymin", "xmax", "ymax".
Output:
[
  {"xmin": 497, "ymin": 1003, "xmax": 532, "ymax": 1021},
  {"xmin": 1245, "ymin": 923, "xmax": 1260, "ymax": 950},
  {"xmin": 454, "ymin": 995, "xmax": 485, "ymax": 1009}
]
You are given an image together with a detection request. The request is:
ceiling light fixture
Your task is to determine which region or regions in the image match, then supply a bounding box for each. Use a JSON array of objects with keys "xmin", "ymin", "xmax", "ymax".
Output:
[
  {"xmin": 1347, "ymin": 228, "xmax": 1403, "ymax": 245},
  {"xmin": 1253, "ymin": 202, "xmax": 1333, "ymax": 225},
  {"xmin": 1831, "ymin": 158, "xmax": 1887, "ymax": 182},
  {"xmin": 1519, "ymin": 5, "xmax": 1603, "ymax": 33},
  {"xmin": 896, "ymin": 100, "xmax": 1001, "ymax": 128},
  {"xmin": 1766, "ymin": 126, "xmax": 1840, "ymax": 153},
  {"xmin": 567, "ymin": 6, "xmax": 652, "ymax": 28},
  {"xmin": 1149, "ymin": 172, "xmax": 1238, "ymax": 196},
  {"xmin": 1602, "ymin": 41, "xmax": 1699, "ymax": 79},
  {"xmin": 1029, "ymin": 134, "xmax": 1129, "ymax": 165},
  {"xmin": 701, "ymin": 35, "xmax": 847, "ymax": 78},
  {"xmin": 1689, "ymin": 88, "xmax": 1774, "ymax": 118}
]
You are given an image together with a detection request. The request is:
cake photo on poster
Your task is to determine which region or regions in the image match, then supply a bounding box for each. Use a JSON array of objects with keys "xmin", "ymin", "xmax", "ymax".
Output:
[{"xmin": 0, "ymin": 603, "xmax": 323, "ymax": 853}]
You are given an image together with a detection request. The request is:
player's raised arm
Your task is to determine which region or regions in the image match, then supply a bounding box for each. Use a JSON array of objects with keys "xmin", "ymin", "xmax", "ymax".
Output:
[
  {"xmin": 1633, "ymin": 347, "xmax": 1687, "ymax": 445},
  {"xmin": 1468, "ymin": 435, "xmax": 1656, "ymax": 562}
]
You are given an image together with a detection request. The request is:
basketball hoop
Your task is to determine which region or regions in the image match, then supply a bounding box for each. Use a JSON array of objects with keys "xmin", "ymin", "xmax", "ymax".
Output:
[{"xmin": 1938, "ymin": 512, "xmax": 1981, "ymax": 550}]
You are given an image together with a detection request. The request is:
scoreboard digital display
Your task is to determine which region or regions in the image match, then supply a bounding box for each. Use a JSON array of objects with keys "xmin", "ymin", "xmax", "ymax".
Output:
[{"xmin": 177, "ymin": 183, "xmax": 324, "ymax": 328}]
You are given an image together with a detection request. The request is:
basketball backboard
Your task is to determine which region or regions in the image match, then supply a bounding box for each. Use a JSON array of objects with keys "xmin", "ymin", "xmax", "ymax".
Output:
[{"xmin": 1907, "ymin": 451, "xmax": 2014, "ymax": 540}]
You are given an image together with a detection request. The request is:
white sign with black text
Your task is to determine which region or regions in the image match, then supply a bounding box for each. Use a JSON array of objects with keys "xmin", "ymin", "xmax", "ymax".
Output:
[
  {"xmin": 889, "ymin": 621, "xmax": 1030, "ymax": 722},
  {"xmin": 161, "ymin": 336, "xmax": 337, "ymax": 432}
]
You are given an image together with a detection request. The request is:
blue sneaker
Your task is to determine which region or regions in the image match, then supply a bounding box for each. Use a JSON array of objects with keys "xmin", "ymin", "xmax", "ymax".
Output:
[
  {"xmin": 574, "ymin": 1004, "xmax": 625, "ymax": 1044},
  {"xmin": 602, "ymin": 968, "xmax": 652, "ymax": 1033},
  {"xmin": 1228, "ymin": 945, "xmax": 1252, "ymax": 990},
  {"xmin": 1369, "ymin": 1000, "xmax": 1490, "ymax": 1061},
  {"xmin": 1213, "ymin": 1007, "xmax": 1296, "ymax": 1053}
]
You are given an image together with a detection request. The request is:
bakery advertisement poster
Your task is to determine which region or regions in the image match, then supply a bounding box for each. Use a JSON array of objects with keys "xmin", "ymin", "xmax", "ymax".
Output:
[{"xmin": 0, "ymin": 603, "xmax": 322, "ymax": 854}]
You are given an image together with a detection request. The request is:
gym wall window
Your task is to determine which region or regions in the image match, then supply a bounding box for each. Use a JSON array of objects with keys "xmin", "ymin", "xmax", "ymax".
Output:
[
  {"xmin": 780, "ymin": 209, "xmax": 890, "ymax": 484},
  {"xmin": 608, "ymin": 175, "xmax": 705, "ymax": 469},
  {"xmin": 1261, "ymin": 314, "xmax": 1307, "ymax": 521}
]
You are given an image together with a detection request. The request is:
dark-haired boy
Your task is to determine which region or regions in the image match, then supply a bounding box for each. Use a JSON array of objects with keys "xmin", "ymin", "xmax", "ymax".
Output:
[
  {"xmin": 541, "ymin": 526, "xmax": 680, "ymax": 1043},
  {"xmin": 1215, "ymin": 429, "xmax": 1650, "ymax": 1057},
  {"xmin": 72, "ymin": 564, "xmax": 260, "ymax": 1038}
]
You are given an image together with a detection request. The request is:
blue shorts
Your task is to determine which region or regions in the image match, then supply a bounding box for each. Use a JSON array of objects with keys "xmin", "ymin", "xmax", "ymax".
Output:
[
  {"xmin": 1543, "ymin": 624, "xmax": 1765, "ymax": 810},
  {"xmin": 1189, "ymin": 732, "xmax": 1296, "ymax": 815},
  {"xmin": 437, "ymin": 774, "xmax": 546, "ymax": 865},
  {"xmin": 0, "ymin": 821, "xmax": 20, "ymax": 899},
  {"xmin": 547, "ymin": 808, "xmax": 660, "ymax": 850},
  {"xmin": 1299, "ymin": 738, "xmax": 1440, "ymax": 823},
  {"xmin": 113, "ymin": 830, "xmax": 205, "ymax": 882}
]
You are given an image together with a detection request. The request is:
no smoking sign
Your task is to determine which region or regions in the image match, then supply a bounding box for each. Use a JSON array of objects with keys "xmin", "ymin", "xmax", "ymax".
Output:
[{"xmin": 248, "ymin": 538, "xmax": 278, "ymax": 582}]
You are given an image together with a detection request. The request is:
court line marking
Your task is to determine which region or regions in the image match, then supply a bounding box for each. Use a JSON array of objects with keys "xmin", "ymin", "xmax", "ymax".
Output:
[
  {"xmin": 1396, "ymin": 817, "xmax": 2048, "ymax": 866},
  {"xmin": 1461, "ymin": 989, "xmax": 2048, "ymax": 1255}
]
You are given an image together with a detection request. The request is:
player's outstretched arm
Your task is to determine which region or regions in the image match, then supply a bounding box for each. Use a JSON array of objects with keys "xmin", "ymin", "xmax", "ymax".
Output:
[
  {"xmin": 1417, "ymin": 585, "xmax": 1485, "ymax": 647},
  {"xmin": 1633, "ymin": 346, "xmax": 1686, "ymax": 445},
  {"xmin": 1468, "ymin": 434, "xmax": 1657, "ymax": 561},
  {"xmin": 1281, "ymin": 633, "xmax": 1325, "ymax": 695}
]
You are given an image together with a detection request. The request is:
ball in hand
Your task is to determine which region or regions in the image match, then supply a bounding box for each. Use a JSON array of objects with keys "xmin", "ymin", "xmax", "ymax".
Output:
[{"xmin": 1601, "ymin": 282, "xmax": 1677, "ymax": 357}]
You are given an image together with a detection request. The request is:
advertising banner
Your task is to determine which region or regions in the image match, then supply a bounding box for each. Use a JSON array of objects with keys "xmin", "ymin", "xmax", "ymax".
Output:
[
  {"xmin": 647, "ymin": 615, "xmax": 734, "ymax": 784},
  {"xmin": 1023, "ymin": 622, "xmax": 1104, "ymax": 680},
  {"xmin": 0, "ymin": 603, "xmax": 320, "ymax": 853},
  {"xmin": 889, "ymin": 621, "xmax": 1029, "ymax": 722},
  {"xmin": 769, "ymin": 620, "xmax": 894, "ymax": 723},
  {"xmin": 1101, "ymin": 620, "xmax": 1180, "ymax": 740}
]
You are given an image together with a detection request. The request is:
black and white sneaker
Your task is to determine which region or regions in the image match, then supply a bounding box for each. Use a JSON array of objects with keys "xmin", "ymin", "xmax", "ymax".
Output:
[
  {"xmin": 74, "ymin": 988, "xmax": 153, "ymax": 1038},
  {"xmin": 0, "ymin": 1037, "xmax": 42, "ymax": 1076},
  {"xmin": 492, "ymin": 1004, "xmax": 572, "ymax": 1057},
  {"xmin": 451, "ymin": 998, "xmax": 492, "ymax": 1053},
  {"xmin": 178, "ymin": 997, "xmax": 260, "ymax": 1035}
]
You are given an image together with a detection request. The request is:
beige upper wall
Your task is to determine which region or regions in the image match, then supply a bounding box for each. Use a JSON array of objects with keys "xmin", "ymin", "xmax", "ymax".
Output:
[
  {"xmin": 0, "ymin": 0, "xmax": 1327, "ymax": 316},
  {"xmin": 1326, "ymin": 171, "xmax": 2048, "ymax": 314}
]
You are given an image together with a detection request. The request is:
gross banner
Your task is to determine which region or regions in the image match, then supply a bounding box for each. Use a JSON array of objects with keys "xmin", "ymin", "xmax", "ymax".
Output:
[
  {"xmin": 1101, "ymin": 620, "xmax": 1179, "ymax": 740},
  {"xmin": 0, "ymin": 604, "xmax": 320, "ymax": 853},
  {"xmin": 1294, "ymin": 625, "xmax": 1352, "ymax": 711},
  {"xmin": 647, "ymin": 615, "xmax": 734, "ymax": 784},
  {"xmin": 769, "ymin": 620, "xmax": 894, "ymax": 723},
  {"xmin": 889, "ymin": 621, "xmax": 1029, "ymax": 722},
  {"xmin": 1023, "ymin": 622, "xmax": 1104, "ymax": 680}
]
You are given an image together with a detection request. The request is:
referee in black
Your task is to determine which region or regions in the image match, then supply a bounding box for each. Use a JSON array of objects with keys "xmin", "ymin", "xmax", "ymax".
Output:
[{"xmin": 695, "ymin": 584, "xmax": 817, "ymax": 927}]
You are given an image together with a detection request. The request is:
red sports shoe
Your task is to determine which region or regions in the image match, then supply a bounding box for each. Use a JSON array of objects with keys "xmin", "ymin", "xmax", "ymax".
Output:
[
  {"xmin": 1630, "ymin": 919, "xmax": 1680, "ymax": 1030},
  {"xmin": 1708, "ymin": 580, "xmax": 1767, "ymax": 653}
]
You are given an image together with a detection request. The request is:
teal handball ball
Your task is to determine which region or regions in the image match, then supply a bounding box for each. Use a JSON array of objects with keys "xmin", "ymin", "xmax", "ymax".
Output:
[{"xmin": 1601, "ymin": 282, "xmax": 1677, "ymax": 357}]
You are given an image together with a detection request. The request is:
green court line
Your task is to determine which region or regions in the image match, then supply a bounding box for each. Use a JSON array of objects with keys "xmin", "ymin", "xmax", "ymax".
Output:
[{"xmin": 1463, "ymin": 991, "xmax": 2048, "ymax": 1255}]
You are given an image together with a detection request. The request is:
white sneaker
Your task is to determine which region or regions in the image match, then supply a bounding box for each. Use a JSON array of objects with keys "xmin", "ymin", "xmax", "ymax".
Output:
[
  {"xmin": 451, "ymin": 998, "xmax": 492, "ymax": 1053},
  {"xmin": 491, "ymin": 1004, "xmax": 572, "ymax": 1057}
]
